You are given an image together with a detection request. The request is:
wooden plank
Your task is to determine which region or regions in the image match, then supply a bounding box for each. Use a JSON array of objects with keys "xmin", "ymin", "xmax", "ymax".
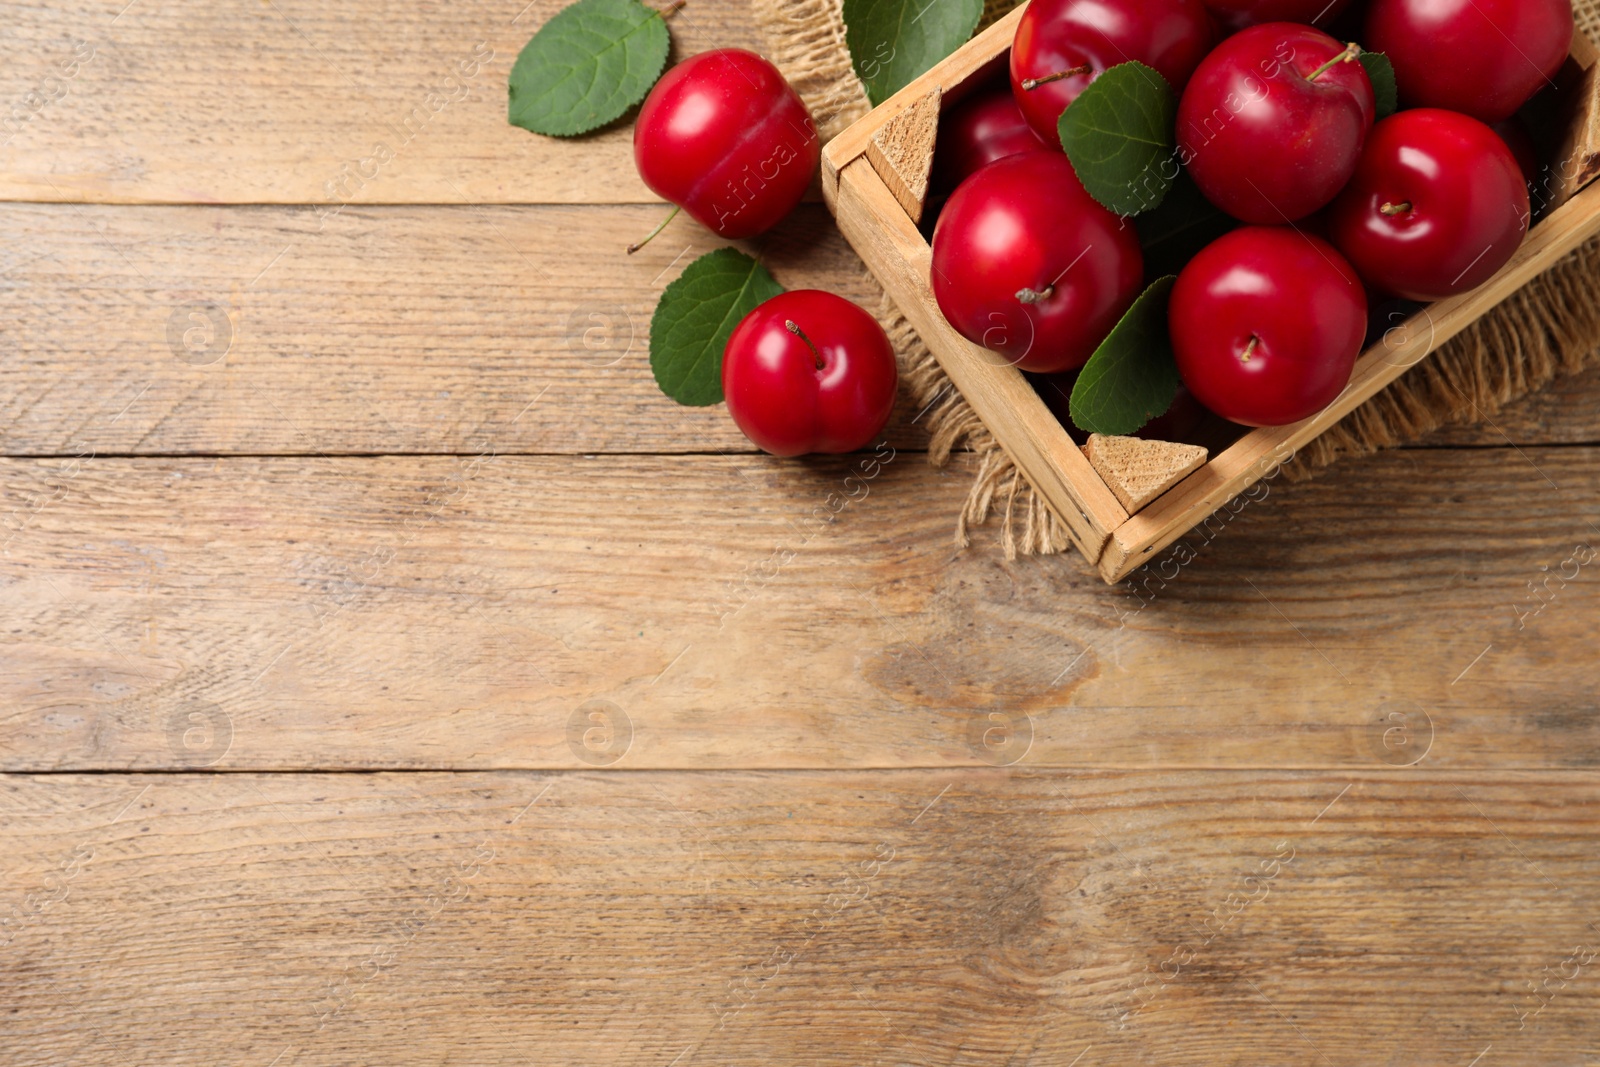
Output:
[
  {"xmin": 2, "ymin": 449, "xmax": 1599, "ymax": 771},
  {"xmin": 0, "ymin": 203, "xmax": 911, "ymax": 456},
  {"xmin": 0, "ymin": 0, "xmax": 769, "ymax": 204},
  {"xmin": 3, "ymin": 769, "xmax": 1600, "ymax": 1065},
  {"xmin": 2, "ymin": 200, "xmax": 1596, "ymax": 458},
  {"xmin": 833, "ymin": 158, "xmax": 1129, "ymax": 561}
]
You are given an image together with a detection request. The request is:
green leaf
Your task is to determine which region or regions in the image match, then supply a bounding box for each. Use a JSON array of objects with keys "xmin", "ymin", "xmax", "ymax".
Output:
[
  {"xmin": 843, "ymin": 0, "xmax": 984, "ymax": 107},
  {"xmin": 651, "ymin": 249, "xmax": 786, "ymax": 406},
  {"xmin": 1134, "ymin": 171, "xmax": 1235, "ymax": 279},
  {"xmin": 1069, "ymin": 276, "xmax": 1181, "ymax": 437},
  {"xmin": 1058, "ymin": 61, "xmax": 1178, "ymax": 217},
  {"xmin": 508, "ymin": 0, "xmax": 670, "ymax": 137},
  {"xmin": 1359, "ymin": 51, "xmax": 1398, "ymax": 120}
]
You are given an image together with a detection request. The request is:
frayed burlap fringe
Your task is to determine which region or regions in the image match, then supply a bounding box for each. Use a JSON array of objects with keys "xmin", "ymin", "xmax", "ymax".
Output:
[
  {"xmin": 882, "ymin": 288, "xmax": 1079, "ymax": 555},
  {"xmin": 759, "ymin": 0, "xmax": 1600, "ymax": 557},
  {"xmin": 752, "ymin": 0, "xmax": 869, "ymax": 139},
  {"xmin": 1287, "ymin": 235, "xmax": 1600, "ymax": 477}
]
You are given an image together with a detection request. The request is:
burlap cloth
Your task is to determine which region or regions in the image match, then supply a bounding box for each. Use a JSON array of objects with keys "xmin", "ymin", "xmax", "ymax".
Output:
[{"xmin": 756, "ymin": 0, "xmax": 1600, "ymax": 557}]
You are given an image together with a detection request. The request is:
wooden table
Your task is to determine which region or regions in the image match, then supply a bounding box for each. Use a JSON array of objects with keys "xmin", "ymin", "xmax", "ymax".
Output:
[{"xmin": 3, "ymin": 1, "xmax": 1599, "ymax": 1063}]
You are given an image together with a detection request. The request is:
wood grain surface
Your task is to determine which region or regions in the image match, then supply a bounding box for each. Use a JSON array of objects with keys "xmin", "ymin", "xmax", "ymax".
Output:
[
  {"xmin": 3, "ymin": 771, "xmax": 1599, "ymax": 1066},
  {"xmin": 4, "ymin": 201, "xmax": 1591, "ymax": 460},
  {"xmin": 0, "ymin": 0, "xmax": 764, "ymax": 204},
  {"xmin": 0, "ymin": 204, "xmax": 891, "ymax": 456},
  {"xmin": 2, "ymin": 448, "xmax": 1596, "ymax": 771},
  {"xmin": 6, "ymin": 0, "xmax": 1600, "ymax": 1060}
]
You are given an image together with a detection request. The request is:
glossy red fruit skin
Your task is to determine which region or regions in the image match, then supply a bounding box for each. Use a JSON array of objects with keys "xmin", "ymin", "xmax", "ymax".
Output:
[
  {"xmin": 633, "ymin": 49, "xmax": 820, "ymax": 240},
  {"xmin": 933, "ymin": 85, "xmax": 1049, "ymax": 196},
  {"xmin": 722, "ymin": 291, "xmax": 898, "ymax": 458},
  {"xmin": 1171, "ymin": 226, "xmax": 1367, "ymax": 428},
  {"xmin": 1178, "ymin": 23, "xmax": 1376, "ymax": 224},
  {"xmin": 1328, "ymin": 109, "xmax": 1531, "ymax": 302},
  {"xmin": 1010, "ymin": 0, "xmax": 1215, "ymax": 143},
  {"xmin": 1366, "ymin": 0, "xmax": 1573, "ymax": 124},
  {"xmin": 1202, "ymin": 0, "xmax": 1354, "ymax": 32},
  {"xmin": 931, "ymin": 152, "xmax": 1144, "ymax": 375}
]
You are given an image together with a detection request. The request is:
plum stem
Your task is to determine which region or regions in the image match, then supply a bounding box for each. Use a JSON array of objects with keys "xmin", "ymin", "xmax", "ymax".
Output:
[
  {"xmin": 626, "ymin": 206, "xmax": 681, "ymax": 255},
  {"xmin": 1380, "ymin": 201, "xmax": 1413, "ymax": 217},
  {"xmin": 656, "ymin": 0, "xmax": 686, "ymax": 17},
  {"xmin": 1021, "ymin": 64, "xmax": 1092, "ymax": 91},
  {"xmin": 1016, "ymin": 286, "xmax": 1055, "ymax": 304},
  {"xmin": 1240, "ymin": 336, "xmax": 1260, "ymax": 364},
  {"xmin": 1307, "ymin": 42, "xmax": 1362, "ymax": 82},
  {"xmin": 786, "ymin": 319, "xmax": 825, "ymax": 370}
]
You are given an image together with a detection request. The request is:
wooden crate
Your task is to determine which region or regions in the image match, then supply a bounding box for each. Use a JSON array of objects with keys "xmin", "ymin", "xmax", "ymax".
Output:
[{"xmin": 822, "ymin": 3, "xmax": 1600, "ymax": 583}]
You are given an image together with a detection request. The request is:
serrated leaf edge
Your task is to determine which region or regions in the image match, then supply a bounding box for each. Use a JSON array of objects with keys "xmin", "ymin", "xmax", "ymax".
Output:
[
  {"xmin": 1358, "ymin": 51, "xmax": 1399, "ymax": 120},
  {"xmin": 508, "ymin": 0, "xmax": 671, "ymax": 138},
  {"xmin": 1059, "ymin": 61, "xmax": 1178, "ymax": 218},
  {"xmin": 842, "ymin": 0, "xmax": 984, "ymax": 107},
  {"xmin": 650, "ymin": 249, "xmax": 784, "ymax": 407},
  {"xmin": 1068, "ymin": 275, "xmax": 1180, "ymax": 437}
]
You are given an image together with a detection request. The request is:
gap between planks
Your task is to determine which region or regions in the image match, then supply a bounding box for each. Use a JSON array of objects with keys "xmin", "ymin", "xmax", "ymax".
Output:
[
  {"xmin": 3, "ymin": 441, "xmax": 1599, "ymax": 461},
  {"xmin": 4, "ymin": 765, "xmax": 1597, "ymax": 776}
]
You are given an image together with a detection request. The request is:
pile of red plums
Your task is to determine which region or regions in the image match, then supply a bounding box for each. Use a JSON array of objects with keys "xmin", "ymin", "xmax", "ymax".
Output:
[{"xmin": 931, "ymin": 0, "xmax": 1573, "ymax": 428}]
